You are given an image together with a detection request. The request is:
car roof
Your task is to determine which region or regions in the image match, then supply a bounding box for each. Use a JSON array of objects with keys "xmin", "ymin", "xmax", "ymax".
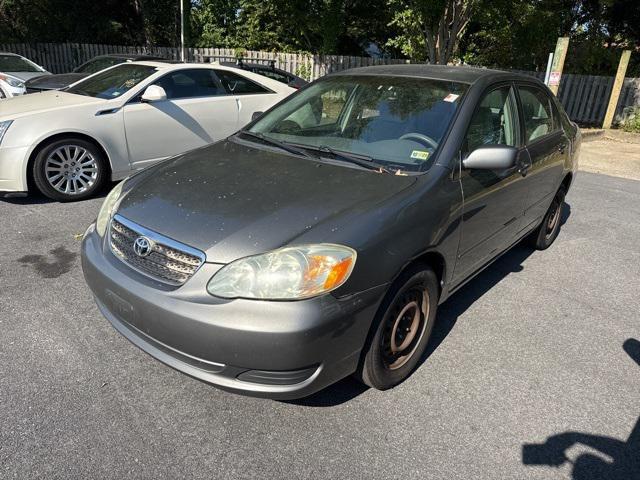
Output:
[
  {"xmin": 132, "ymin": 61, "xmax": 276, "ymax": 72},
  {"xmin": 0, "ymin": 52, "xmax": 22, "ymax": 57},
  {"xmin": 90, "ymin": 53, "xmax": 166, "ymax": 61},
  {"xmin": 333, "ymin": 64, "xmax": 538, "ymax": 85}
]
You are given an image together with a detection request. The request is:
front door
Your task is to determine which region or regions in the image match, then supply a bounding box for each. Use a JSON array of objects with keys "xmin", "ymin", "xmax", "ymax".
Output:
[
  {"xmin": 453, "ymin": 84, "xmax": 530, "ymax": 283},
  {"xmin": 516, "ymin": 85, "xmax": 569, "ymax": 230},
  {"xmin": 123, "ymin": 68, "xmax": 240, "ymax": 169}
]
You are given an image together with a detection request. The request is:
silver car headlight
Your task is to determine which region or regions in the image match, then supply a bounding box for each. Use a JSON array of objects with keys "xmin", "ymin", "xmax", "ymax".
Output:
[
  {"xmin": 0, "ymin": 121, "xmax": 13, "ymax": 145},
  {"xmin": 96, "ymin": 181, "xmax": 124, "ymax": 237},
  {"xmin": 207, "ymin": 244, "xmax": 357, "ymax": 300},
  {"xmin": 7, "ymin": 78, "xmax": 23, "ymax": 88}
]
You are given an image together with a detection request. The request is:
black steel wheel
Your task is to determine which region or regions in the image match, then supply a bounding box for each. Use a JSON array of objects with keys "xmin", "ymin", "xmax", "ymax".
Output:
[{"xmin": 356, "ymin": 265, "xmax": 439, "ymax": 390}]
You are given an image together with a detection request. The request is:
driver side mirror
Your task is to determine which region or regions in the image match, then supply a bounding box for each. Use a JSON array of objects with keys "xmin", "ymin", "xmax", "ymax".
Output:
[
  {"xmin": 251, "ymin": 111, "xmax": 264, "ymax": 121},
  {"xmin": 462, "ymin": 145, "xmax": 518, "ymax": 170},
  {"xmin": 141, "ymin": 85, "xmax": 167, "ymax": 103}
]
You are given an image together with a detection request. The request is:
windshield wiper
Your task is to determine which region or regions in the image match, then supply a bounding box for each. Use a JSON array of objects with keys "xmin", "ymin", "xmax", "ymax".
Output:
[
  {"xmin": 237, "ymin": 131, "xmax": 313, "ymax": 158},
  {"xmin": 315, "ymin": 145, "xmax": 393, "ymax": 174}
]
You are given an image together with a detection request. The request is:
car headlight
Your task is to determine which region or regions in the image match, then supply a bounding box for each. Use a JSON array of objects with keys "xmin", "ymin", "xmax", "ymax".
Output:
[
  {"xmin": 207, "ymin": 244, "xmax": 357, "ymax": 300},
  {"xmin": 0, "ymin": 75, "xmax": 24, "ymax": 88},
  {"xmin": 0, "ymin": 121, "xmax": 13, "ymax": 145},
  {"xmin": 96, "ymin": 181, "xmax": 124, "ymax": 236}
]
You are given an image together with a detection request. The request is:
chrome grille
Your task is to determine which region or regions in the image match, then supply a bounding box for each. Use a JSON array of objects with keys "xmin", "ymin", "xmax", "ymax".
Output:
[{"xmin": 109, "ymin": 215, "xmax": 205, "ymax": 286}]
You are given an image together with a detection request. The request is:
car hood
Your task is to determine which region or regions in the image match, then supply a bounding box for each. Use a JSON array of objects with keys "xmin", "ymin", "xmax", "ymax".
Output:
[
  {"xmin": 5, "ymin": 71, "xmax": 50, "ymax": 81},
  {"xmin": 26, "ymin": 73, "xmax": 87, "ymax": 90},
  {"xmin": 0, "ymin": 90, "xmax": 105, "ymax": 120},
  {"xmin": 117, "ymin": 139, "xmax": 416, "ymax": 264}
]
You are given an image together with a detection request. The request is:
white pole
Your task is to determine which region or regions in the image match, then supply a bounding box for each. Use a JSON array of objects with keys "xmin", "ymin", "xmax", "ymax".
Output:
[
  {"xmin": 180, "ymin": 0, "xmax": 185, "ymax": 62},
  {"xmin": 544, "ymin": 52, "xmax": 553, "ymax": 85}
]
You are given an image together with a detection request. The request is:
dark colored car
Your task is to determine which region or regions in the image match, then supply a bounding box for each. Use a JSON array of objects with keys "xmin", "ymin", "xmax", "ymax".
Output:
[
  {"xmin": 220, "ymin": 59, "xmax": 308, "ymax": 89},
  {"xmin": 81, "ymin": 65, "xmax": 580, "ymax": 400},
  {"xmin": 24, "ymin": 54, "xmax": 166, "ymax": 93}
]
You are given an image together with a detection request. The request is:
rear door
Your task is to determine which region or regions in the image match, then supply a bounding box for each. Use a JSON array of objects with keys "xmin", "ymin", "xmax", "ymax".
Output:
[
  {"xmin": 454, "ymin": 84, "xmax": 531, "ymax": 283},
  {"xmin": 123, "ymin": 68, "xmax": 239, "ymax": 169},
  {"xmin": 515, "ymin": 84, "xmax": 569, "ymax": 230},
  {"xmin": 214, "ymin": 69, "xmax": 281, "ymax": 128}
]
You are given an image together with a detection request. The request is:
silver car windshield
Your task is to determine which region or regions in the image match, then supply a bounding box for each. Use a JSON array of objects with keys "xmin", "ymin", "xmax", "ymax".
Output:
[
  {"xmin": 249, "ymin": 75, "xmax": 467, "ymax": 172},
  {"xmin": 67, "ymin": 64, "xmax": 157, "ymax": 99}
]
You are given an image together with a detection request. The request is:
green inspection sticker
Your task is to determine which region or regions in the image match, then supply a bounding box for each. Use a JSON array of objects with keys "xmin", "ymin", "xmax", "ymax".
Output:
[{"xmin": 410, "ymin": 150, "xmax": 430, "ymax": 161}]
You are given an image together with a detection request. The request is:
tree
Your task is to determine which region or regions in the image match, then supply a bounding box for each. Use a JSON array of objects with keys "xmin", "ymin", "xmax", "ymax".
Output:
[
  {"xmin": 387, "ymin": 0, "xmax": 476, "ymax": 63},
  {"xmin": 190, "ymin": 0, "xmax": 239, "ymax": 47}
]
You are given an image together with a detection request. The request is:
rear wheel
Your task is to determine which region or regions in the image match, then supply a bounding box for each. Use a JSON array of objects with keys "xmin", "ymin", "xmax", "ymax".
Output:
[
  {"xmin": 32, "ymin": 138, "xmax": 107, "ymax": 201},
  {"xmin": 356, "ymin": 265, "xmax": 439, "ymax": 390},
  {"xmin": 529, "ymin": 186, "xmax": 566, "ymax": 250}
]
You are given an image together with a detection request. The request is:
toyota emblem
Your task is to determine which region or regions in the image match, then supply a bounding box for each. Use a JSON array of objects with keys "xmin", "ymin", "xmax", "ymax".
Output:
[{"xmin": 133, "ymin": 236, "xmax": 153, "ymax": 257}]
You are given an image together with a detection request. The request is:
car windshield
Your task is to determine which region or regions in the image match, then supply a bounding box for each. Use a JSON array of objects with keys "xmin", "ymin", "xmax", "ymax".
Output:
[
  {"xmin": 66, "ymin": 64, "xmax": 157, "ymax": 99},
  {"xmin": 74, "ymin": 56, "xmax": 125, "ymax": 75},
  {"xmin": 249, "ymin": 75, "xmax": 467, "ymax": 172},
  {"xmin": 0, "ymin": 54, "xmax": 44, "ymax": 72}
]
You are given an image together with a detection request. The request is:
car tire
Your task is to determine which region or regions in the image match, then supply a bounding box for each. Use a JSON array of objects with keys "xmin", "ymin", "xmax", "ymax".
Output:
[
  {"xmin": 356, "ymin": 265, "xmax": 439, "ymax": 390},
  {"xmin": 529, "ymin": 186, "xmax": 566, "ymax": 250},
  {"xmin": 33, "ymin": 137, "xmax": 108, "ymax": 201}
]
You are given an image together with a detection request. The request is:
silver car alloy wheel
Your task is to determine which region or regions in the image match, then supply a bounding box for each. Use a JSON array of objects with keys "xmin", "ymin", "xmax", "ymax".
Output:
[{"xmin": 45, "ymin": 145, "xmax": 99, "ymax": 195}]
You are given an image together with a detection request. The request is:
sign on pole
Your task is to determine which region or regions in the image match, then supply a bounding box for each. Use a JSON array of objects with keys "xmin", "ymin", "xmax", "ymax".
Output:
[
  {"xmin": 602, "ymin": 50, "xmax": 632, "ymax": 129},
  {"xmin": 548, "ymin": 37, "xmax": 569, "ymax": 95}
]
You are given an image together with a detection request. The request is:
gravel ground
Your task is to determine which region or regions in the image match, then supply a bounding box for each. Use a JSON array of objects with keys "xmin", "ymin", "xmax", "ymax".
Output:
[
  {"xmin": 580, "ymin": 129, "xmax": 640, "ymax": 181},
  {"xmin": 0, "ymin": 170, "xmax": 638, "ymax": 480}
]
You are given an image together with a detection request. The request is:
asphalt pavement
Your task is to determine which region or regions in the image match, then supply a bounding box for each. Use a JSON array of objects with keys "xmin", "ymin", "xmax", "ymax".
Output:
[{"xmin": 1, "ymin": 171, "xmax": 638, "ymax": 479}]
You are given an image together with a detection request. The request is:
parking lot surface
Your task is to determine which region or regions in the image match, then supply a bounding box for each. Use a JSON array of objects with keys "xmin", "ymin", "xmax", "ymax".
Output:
[{"xmin": 1, "ymin": 171, "xmax": 638, "ymax": 479}]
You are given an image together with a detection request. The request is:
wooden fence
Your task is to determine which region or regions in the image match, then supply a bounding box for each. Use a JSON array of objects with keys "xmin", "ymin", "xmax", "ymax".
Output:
[{"xmin": 2, "ymin": 42, "xmax": 638, "ymax": 126}]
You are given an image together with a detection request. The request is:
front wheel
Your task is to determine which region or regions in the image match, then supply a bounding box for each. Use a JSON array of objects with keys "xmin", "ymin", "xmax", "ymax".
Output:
[
  {"xmin": 32, "ymin": 138, "xmax": 108, "ymax": 201},
  {"xmin": 356, "ymin": 265, "xmax": 439, "ymax": 390}
]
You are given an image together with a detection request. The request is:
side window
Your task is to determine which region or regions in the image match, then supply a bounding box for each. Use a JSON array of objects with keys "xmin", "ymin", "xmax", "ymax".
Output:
[
  {"xmin": 518, "ymin": 86, "xmax": 555, "ymax": 143},
  {"xmin": 215, "ymin": 70, "xmax": 270, "ymax": 95},
  {"xmin": 154, "ymin": 69, "xmax": 225, "ymax": 99},
  {"xmin": 465, "ymin": 86, "xmax": 517, "ymax": 153}
]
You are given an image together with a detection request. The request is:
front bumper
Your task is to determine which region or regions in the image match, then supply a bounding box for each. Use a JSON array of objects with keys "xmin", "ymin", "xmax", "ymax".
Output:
[
  {"xmin": 81, "ymin": 224, "xmax": 385, "ymax": 399},
  {"xmin": 0, "ymin": 145, "xmax": 30, "ymax": 193}
]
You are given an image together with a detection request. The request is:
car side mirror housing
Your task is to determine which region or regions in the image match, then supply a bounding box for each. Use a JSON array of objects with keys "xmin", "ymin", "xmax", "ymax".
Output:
[
  {"xmin": 141, "ymin": 85, "xmax": 167, "ymax": 103},
  {"xmin": 251, "ymin": 111, "xmax": 264, "ymax": 121},
  {"xmin": 462, "ymin": 145, "xmax": 518, "ymax": 170}
]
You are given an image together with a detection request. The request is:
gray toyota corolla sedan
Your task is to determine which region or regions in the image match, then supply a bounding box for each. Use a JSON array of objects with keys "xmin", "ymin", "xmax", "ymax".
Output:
[{"xmin": 81, "ymin": 65, "xmax": 580, "ymax": 399}]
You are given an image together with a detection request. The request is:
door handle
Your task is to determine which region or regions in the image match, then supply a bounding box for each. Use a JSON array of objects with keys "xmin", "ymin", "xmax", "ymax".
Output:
[{"xmin": 558, "ymin": 144, "xmax": 566, "ymax": 154}]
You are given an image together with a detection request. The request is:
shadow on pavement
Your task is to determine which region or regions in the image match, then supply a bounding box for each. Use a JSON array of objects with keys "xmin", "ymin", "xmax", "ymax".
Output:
[
  {"xmin": 1, "ymin": 182, "xmax": 113, "ymax": 205},
  {"xmin": 292, "ymin": 202, "xmax": 572, "ymax": 407},
  {"xmin": 522, "ymin": 338, "xmax": 640, "ymax": 479}
]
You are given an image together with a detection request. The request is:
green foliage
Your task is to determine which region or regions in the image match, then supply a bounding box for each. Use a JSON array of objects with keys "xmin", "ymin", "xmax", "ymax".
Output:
[
  {"xmin": 0, "ymin": 0, "xmax": 638, "ymax": 76},
  {"xmin": 190, "ymin": 0, "xmax": 239, "ymax": 48},
  {"xmin": 622, "ymin": 108, "xmax": 640, "ymax": 133},
  {"xmin": 386, "ymin": 0, "xmax": 447, "ymax": 61},
  {"xmin": 294, "ymin": 51, "xmax": 314, "ymax": 81}
]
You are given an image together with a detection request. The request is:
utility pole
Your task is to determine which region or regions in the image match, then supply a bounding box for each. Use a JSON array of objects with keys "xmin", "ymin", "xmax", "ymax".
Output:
[
  {"xmin": 544, "ymin": 52, "xmax": 554, "ymax": 85},
  {"xmin": 548, "ymin": 37, "xmax": 570, "ymax": 96},
  {"xmin": 180, "ymin": 0, "xmax": 185, "ymax": 62},
  {"xmin": 602, "ymin": 50, "xmax": 632, "ymax": 129}
]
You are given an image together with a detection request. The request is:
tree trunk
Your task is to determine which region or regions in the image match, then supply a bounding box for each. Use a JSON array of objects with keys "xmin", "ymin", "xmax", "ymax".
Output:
[{"xmin": 423, "ymin": 0, "xmax": 473, "ymax": 64}]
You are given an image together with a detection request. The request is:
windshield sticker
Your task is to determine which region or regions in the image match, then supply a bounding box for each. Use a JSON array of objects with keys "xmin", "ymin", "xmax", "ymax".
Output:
[
  {"xmin": 410, "ymin": 150, "xmax": 430, "ymax": 161},
  {"xmin": 444, "ymin": 93, "xmax": 460, "ymax": 102}
]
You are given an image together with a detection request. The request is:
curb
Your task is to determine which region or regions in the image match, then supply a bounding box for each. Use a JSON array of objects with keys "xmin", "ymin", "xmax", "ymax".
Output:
[{"xmin": 580, "ymin": 129, "xmax": 605, "ymax": 141}]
